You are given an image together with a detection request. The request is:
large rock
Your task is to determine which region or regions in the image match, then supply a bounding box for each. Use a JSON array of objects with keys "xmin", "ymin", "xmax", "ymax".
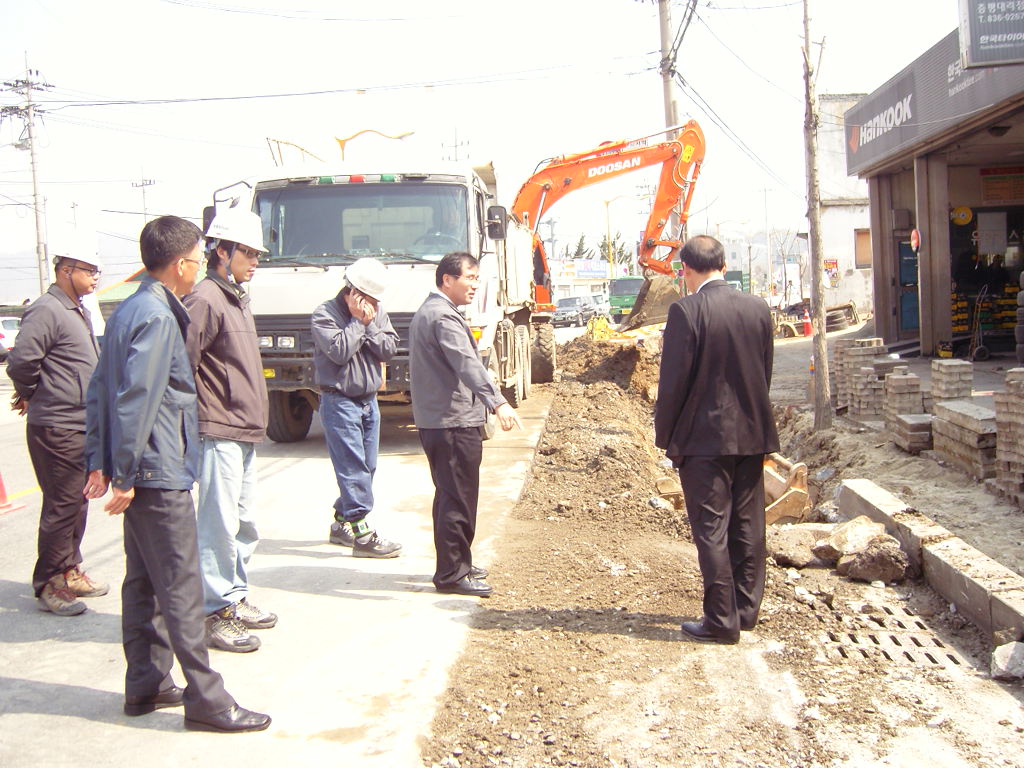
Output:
[
  {"xmin": 812, "ymin": 515, "xmax": 887, "ymax": 564},
  {"xmin": 767, "ymin": 524, "xmax": 834, "ymax": 569},
  {"xmin": 992, "ymin": 642, "xmax": 1024, "ymax": 681},
  {"xmin": 835, "ymin": 535, "xmax": 908, "ymax": 583}
]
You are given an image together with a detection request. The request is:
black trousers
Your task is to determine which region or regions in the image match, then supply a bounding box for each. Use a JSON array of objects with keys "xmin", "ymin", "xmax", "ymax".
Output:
[
  {"xmin": 26, "ymin": 424, "xmax": 89, "ymax": 597},
  {"xmin": 418, "ymin": 426, "xmax": 483, "ymax": 587},
  {"xmin": 122, "ymin": 487, "xmax": 233, "ymax": 717},
  {"xmin": 678, "ymin": 454, "xmax": 766, "ymax": 635}
]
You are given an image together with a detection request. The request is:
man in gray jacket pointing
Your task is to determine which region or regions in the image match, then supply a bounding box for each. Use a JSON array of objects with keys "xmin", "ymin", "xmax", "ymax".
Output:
[{"xmin": 409, "ymin": 252, "xmax": 520, "ymax": 597}]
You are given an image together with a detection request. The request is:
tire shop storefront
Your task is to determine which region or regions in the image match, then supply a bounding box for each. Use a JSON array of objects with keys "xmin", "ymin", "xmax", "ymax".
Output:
[{"xmin": 845, "ymin": 28, "xmax": 1024, "ymax": 358}]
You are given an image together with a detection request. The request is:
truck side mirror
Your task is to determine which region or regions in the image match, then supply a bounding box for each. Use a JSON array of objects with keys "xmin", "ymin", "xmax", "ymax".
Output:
[{"xmin": 486, "ymin": 205, "xmax": 507, "ymax": 241}]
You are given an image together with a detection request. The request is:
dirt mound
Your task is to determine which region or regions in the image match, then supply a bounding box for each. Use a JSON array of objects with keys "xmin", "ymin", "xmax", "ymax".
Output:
[{"xmin": 558, "ymin": 334, "xmax": 661, "ymax": 401}]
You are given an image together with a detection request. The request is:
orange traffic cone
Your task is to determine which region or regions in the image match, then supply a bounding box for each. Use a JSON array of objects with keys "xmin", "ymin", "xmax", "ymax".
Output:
[
  {"xmin": 802, "ymin": 309, "xmax": 813, "ymax": 337},
  {"xmin": 0, "ymin": 468, "xmax": 26, "ymax": 515}
]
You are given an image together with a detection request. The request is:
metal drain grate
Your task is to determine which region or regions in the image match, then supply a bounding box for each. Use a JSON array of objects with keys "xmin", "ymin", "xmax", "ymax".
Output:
[{"xmin": 820, "ymin": 604, "xmax": 967, "ymax": 669}]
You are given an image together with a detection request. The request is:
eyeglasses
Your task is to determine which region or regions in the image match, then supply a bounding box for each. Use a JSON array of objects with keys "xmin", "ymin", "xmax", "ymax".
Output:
[
  {"xmin": 71, "ymin": 265, "xmax": 102, "ymax": 277},
  {"xmin": 234, "ymin": 245, "xmax": 261, "ymax": 259},
  {"xmin": 181, "ymin": 257, "xmax": 202, "ymax": 266}
]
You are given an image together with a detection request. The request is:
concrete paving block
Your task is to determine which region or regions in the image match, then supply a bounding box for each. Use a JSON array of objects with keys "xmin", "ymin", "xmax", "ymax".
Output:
[
  {"xmin": 922, "ymin": 538, "xmax": 1024, "ymax": 637},
  {"xmin": 932, "ymin": 400, "xmax": 996, "ymax": 432},
  {"xmin": 992, "ymin": 589, "xmax": 1024, "ymax": 644}
]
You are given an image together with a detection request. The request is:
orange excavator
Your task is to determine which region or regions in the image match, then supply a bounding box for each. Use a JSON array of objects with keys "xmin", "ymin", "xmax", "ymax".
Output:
[{"xmin": 512, "ymin": 120, "xmax": 705, "ymax": 329}]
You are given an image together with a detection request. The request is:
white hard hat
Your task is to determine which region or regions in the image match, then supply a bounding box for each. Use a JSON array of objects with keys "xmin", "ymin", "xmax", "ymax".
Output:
[
  {"xmin": 344, "ymin": 258, "xmax": 388, "ymax": 301},
  {"xmin": 50, "ymin": 231, "xmax": 102, "ymax": 270},
  {"xmin": 206, "ymin": 207, "xmax": 267, "ymax": 252}
]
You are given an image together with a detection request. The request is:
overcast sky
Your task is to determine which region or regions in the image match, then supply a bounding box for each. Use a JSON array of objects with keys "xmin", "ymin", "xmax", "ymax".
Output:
[{"xmin": 0, "ymin": 0, "xmax": 960, "ymax": 303}]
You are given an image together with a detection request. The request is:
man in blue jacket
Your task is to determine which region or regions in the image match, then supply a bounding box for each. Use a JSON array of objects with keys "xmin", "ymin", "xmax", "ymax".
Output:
[{"xmin": 84, "ymin": 215, "xmax": 269, "ymax": 732}]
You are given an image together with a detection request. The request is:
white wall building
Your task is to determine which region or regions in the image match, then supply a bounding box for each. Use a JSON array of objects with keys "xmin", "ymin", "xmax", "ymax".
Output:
[{"xmin": 819, "ymin": 93, "xmax": 873, "ymax": 313}]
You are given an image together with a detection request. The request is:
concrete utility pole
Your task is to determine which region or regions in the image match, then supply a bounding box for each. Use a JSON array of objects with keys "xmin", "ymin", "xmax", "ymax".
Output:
[
  {"xmin": 2, "ymin": 65, "xmax": 53, "ymax": 296},
  {"xmin": 657, "ymin": 0, "xmax": 681, "ymax": 239},
  {"xmin": 133, "ymin": 176, "xmax": 155, "ymax": 223},
  {"xmin": 541, "ymin": 218, "xmax": 557, "ymax": 264},
  {"xmin": 802, "ymin": 0, "xmax": 832, "ymax": 430}
]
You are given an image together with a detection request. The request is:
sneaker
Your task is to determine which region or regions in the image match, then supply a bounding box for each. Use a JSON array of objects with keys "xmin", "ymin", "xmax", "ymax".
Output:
[
  {"xmin": 64, "ymin": 566, "xmax": 109, "ymax": 598},
  {"xmin": 329, "ymin": 520, "xmax": 355, "ymax": 547},
  {"xmin": 352, "ymin": 532, "xmax": 402, "ymax": 559},
  {"xmin": 234, "ymin": 598, "xmax": 277, "ymax": 630},
  {"xmin": 37, "ymin": 576, "xmax": 87, "ymax": 616},
  {"xmin": 205, "ymin": 607, "xmax": 261, "ymax": 653}
]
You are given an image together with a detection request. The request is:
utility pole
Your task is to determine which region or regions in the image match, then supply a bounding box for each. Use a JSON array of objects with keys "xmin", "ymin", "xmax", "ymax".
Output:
[
  {"xmin": 657, "ymin": 0, "xmax": 681, "ymax": 239},
  {"xmin": 541, "ymin": 219, "xmax": 557, "ymax": 265},
  {"xmin": 133, "ymin": 176, "xmax": 155, "ymax": 223},
  {"xmin": 441, "ymin": 128, "xmax": 469, "ymax": 163},
  {"xmin": 2, "ymin": 65, "xmax": 53, "ymax": 296},
  {"xmin": 802, "ymin": 0, "xmax": 831, "ymax": 430}
]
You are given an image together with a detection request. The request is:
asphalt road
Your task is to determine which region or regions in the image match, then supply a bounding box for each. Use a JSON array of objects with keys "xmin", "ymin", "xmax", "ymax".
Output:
[{"xmin": 0, "ymin": 368, "xmax": 552, "ymax": 766}]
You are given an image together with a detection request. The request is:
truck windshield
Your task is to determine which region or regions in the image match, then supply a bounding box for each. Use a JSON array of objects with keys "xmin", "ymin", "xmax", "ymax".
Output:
[
  {"xmin": 610, "ymin": 278, "xmax": 645, "ymax": 297},
  {"xmin": 254, "ymin": 183, "xmax": 469, "ymax": 266}
]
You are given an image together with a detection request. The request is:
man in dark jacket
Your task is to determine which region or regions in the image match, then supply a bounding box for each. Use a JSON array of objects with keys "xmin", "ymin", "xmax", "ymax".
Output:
[
  {"xmin": 84, "ymin": 215, "xmax": 269, "ymax": 732},
  {"xmin": 312, "ymin": 257, "xmax": 402, "ymax": 557},
  {"xmin": 7, "ymin": 238, "xmax": 106, "ymax": 616},
  {"xmin": 654, "ymin": 235, "xmax": 779, "ymax": 645},
  {"xmin": 409, "ymin": 252, "xmax": 520, "ymax": 597},
  {"xmin": 184, "ymin": 208, "xmax": 274, "ymax": 654}
]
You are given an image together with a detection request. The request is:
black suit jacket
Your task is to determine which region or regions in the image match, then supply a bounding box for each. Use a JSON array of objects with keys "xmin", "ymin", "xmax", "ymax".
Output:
[{"xmin": 654, "ymin": 279, "xmax": 780, "ymax": 462}]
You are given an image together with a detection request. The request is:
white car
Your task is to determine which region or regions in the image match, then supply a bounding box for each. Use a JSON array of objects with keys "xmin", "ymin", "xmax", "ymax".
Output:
[{"xmin": 0, "ymin": 316, "xmax": 20, "ymax": 362}]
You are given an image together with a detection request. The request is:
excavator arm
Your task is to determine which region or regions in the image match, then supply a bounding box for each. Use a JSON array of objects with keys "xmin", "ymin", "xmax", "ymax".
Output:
[{"xmin": 512, "ymin": 120, "xmax": 705, "ymax": 277}]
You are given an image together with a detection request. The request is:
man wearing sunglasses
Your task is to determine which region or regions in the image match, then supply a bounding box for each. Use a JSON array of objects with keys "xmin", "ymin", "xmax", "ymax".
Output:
[
  {"xmin": 184, "ymin": 208, "xmax": 275, "ymax": 654},
  {"xmin": 7, "ymin": 237, "xmax": 106, "ymax": 617}
]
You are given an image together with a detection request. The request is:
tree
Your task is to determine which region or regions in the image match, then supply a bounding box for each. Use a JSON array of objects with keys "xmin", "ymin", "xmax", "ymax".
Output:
[
  {"xmin": 562, "ymin": 234, "xmax": 594, "ymax": 260},
  {"xmin": 597, "ymin": 231, "xmax": 633, "ymax": 272}
]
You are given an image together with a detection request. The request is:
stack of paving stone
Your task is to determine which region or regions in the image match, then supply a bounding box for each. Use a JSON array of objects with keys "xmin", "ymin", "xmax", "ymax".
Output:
[
  {"xmin": 994, "ymin": 368, "xmax": 1024, "ymax": 504},
  {"xmin": 932, "ymin": 400, "xmax": 996, "ymax": 480},
  {"xmin": 839, "ymin": 339, "xmax": 888, "ymax": 415},
  {"xmin": 931, "ymin": 359, "xmax": 973, "ymax": 401},
  {"xmin": 884, "ymin": 369, "xmax": 932, "ymax": 454},
  {"xmin": 831, "ymin": 339, "xmax": 856, "ymax": 409}
]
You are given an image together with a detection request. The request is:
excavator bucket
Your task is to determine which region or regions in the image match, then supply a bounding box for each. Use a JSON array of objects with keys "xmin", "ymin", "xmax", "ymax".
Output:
[
  {"xmin": 763, "ymin": 452, "xmax": 812, "ymax": 525},
  {"xmin": 619, "ymin": 275, "xmax": 680, "ymax": 331}
]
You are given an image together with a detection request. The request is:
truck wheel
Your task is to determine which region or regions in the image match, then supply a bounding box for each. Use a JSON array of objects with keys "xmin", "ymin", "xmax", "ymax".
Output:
[
  {"xmin": 267, "ymin": 390, "xmax": 313, "ymax": 443},
  {"xmin": 516, "ymin": 325, "xmax": 531, "ymax": 399},
  {"xmin": 531, "ymin": 322, "xmax": 556, "ymax": 384}
]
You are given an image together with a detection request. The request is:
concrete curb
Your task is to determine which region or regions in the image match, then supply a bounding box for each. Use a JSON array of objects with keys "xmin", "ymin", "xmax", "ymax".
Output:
[{"xmin": 837, "ymin": 478, "xmax": 1024, "ymax": 645}]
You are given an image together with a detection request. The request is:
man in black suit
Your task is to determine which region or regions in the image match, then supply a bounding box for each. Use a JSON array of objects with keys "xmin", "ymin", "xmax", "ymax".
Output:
[{"xmin": 654, "ymin": 235, "xmax": 779, "ymax": 645}]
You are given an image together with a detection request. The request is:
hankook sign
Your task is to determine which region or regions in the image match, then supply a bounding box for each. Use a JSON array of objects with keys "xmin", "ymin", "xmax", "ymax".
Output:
[
  {"xmin": 845, "ymin": 30, "xmax": 1024, "ymax": 176},
  {"xmin": 959, "ymin": 0, "xmax": 1024, "ymax": 68}
]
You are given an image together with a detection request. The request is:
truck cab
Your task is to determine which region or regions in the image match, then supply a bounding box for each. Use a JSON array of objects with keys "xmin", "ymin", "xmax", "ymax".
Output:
[{"xmin": 207, "ymin": 164, "xmax": 547, "ymax": 442}]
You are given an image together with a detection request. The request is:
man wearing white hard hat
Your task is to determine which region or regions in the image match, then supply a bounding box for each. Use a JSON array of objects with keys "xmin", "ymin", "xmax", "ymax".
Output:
[
  {"xmin": 184, "ymin": 207, "xmax": 275, "ymax": 654},
  {"xmin": 311, "ymin": 257, "xmax": 402, "ymax": 557},
  {"xmin": 7, "ymin": 235, "xmax": 107, "ymax": 616}
]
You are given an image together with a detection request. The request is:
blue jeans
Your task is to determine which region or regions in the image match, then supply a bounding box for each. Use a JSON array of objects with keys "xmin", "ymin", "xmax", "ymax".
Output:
[
  {"xmin": 320, "ymin": 392, "xmax": 379, "ymax": 523},
  {"xmin": 195, "ymin": 437, "xmax": 259, "ymax": 615}
]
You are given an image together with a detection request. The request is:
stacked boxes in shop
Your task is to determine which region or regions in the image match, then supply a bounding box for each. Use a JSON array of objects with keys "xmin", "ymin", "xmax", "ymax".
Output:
[
  {"xmin": 951, "ymin": 292, "xmax": 969, "ymax": 335},
  {"xmin": 931, "ymin": 400, "xmax": 997, "ymax": 481},
  {"xmin": 994, "ymin": 368, "xmax": 1024, "ymax": 505}
]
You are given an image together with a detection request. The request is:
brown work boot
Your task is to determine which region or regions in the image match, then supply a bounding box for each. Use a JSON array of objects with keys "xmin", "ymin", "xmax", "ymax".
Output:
[
  {"xmin": 37, "ymin": 576, "xmax": 87, "ymax": 616},
  {"xmin": 64, "ymin": 566, "xmax": 109, "ymax": 598}
]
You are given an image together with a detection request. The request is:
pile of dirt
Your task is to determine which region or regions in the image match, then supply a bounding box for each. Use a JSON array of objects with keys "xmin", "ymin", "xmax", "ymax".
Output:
[{"xmin": 423, "ymin": 336, "xmax": 1017, "ymax": 768}]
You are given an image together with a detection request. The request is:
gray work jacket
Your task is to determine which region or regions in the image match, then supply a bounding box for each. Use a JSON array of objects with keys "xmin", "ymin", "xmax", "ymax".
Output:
[
  {"xmin": 311, "ymin": 291, "xmax": 398, "ymax": 398},
  {"xmin": 408, "ymin": 291, "xmax": 505, "ymax": 429},
  {"xmin": 6, "ymin": 284, "xmax": 99, "ymax": 431}
]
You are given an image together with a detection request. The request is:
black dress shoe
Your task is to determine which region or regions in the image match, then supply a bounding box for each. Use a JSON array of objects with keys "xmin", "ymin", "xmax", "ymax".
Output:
[
  {"xmin": 435, "ymin": 575, "xmax": 493, "ymax": 597},
  {"xmin": 184, "ymin": 704, "xmax": 271, "ymax": 733},
  {"xmin": 681, "ymin": 620, "xmax": 739, "ymax": 645},
  {"xmin": 469, "ymin": 565, "xmax": 489, "ymax": 580},
  {"xmin": 124, "ymin": 685, "xmax": 185, "ymax": 716}
]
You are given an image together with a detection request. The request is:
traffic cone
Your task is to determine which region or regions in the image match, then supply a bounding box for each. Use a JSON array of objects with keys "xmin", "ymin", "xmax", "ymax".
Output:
[
  {"xmin": 802, "ymin": 309, "xmax": 813, "ymax": 337},
  {"xmin": 0, "ymin": 468, "xmax": 26, "ymax": 515}
]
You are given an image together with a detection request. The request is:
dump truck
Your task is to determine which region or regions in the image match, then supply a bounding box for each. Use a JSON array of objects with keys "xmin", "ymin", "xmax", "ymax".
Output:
[{"xmin": 204, "ymin": 163, "xmax": 554, "ymax": 442}]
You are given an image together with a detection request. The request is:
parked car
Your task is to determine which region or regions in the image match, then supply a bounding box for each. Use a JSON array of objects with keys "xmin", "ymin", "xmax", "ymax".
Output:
[
  {"xmin": 553, "ymin": 296, "xmax": 597, "ymax": 327},
  {"xmin": 591, "ymin": 294, "xmax": 611, "ymax": 317},
  {"xmin": 0, "ymin": 316, "xmax": 20, "ymax": 362}
]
